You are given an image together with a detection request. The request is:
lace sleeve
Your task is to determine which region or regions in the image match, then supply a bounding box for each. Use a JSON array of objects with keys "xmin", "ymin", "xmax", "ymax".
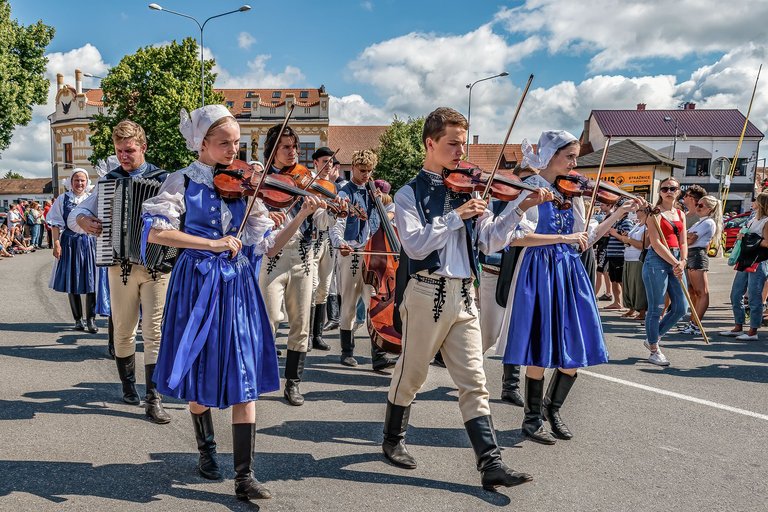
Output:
[{"xmin": 142, "ymin": 171, "xmax": 186, "ymax": 230}]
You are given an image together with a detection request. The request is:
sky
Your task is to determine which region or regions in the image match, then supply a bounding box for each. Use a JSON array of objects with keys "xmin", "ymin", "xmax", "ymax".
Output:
[{"xmin": 3, "ymin": 0, "xmax": 767, "ymax": 178}]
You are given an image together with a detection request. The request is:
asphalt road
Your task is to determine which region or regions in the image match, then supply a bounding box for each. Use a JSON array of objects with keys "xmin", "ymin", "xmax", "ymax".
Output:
[{"xmin": 0, "ymin": 251, "xmax": 765, "ymax": 512}]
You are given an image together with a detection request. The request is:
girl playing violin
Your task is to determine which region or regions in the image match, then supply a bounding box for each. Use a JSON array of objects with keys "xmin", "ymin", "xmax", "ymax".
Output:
[
  {"xmin": 142, "ymin": 105, "xmax": 321, "ymax": 501},
  {"xmin": 492, "ymin": 130, "xmax": 638, "ymax": 445}
]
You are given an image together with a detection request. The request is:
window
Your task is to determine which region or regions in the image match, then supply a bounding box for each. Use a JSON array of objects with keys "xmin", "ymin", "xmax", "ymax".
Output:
[
  {"xmin": 685, "ymin": 158, "xmax": 711, "ymax": 177},
  {"xmin": 246, "ymin": 91, "xmax": 255, "ymax": 98},
  {"xmin": 64, "ymin": 143, "xmax": 73, "ymax": 166},
  {"xmin": 269, "ymin": 107, "xmax": 276, "ymax": 114},
  {"xmin": 733, "ymin": 158, "xmax": 748, "ymax": 177},
  {"xmin": 226, "ymin": 101, "xmax": 234, "ymax": 108},
  {"xmin": 272, "ymin": 91, "xmax": 281, "ymax": 98},
  {"xmin": 243, "ymin": 101, "xmax": 251, "ymax": 109},
  {"xmin": 300, "ymin": 90, "xmax": 309, "ymax": 99},
  {"xmin": 304, "ymin": 107, "xmax": 311, "ymax": 114},
  {"xmin": 238, "ymin": 143, "xmax": 248, "ymax": 162},
  {"xmin": 299, "ymin": 142, "xmax": 315, "ymax": 168}
]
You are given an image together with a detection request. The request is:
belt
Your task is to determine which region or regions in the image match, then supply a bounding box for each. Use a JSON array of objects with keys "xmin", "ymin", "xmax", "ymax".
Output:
[
  {"xmin": 412, "ymin": 273, "xmax": 472, "ymax": 286},
  {"xmin": 482, "ymin": 265, "xmax": 501, "ymax": 276}
]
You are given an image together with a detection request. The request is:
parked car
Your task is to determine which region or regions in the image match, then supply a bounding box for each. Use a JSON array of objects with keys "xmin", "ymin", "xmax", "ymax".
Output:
[{"xmin": 723, "ymin": 212, "xmax": 751, "ymax": 251}]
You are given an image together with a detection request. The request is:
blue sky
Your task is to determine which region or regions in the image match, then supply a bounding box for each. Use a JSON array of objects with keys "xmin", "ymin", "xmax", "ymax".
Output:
[{"xmin": 4, "ymin": 0, "xmax": 768, "ymax": 177}]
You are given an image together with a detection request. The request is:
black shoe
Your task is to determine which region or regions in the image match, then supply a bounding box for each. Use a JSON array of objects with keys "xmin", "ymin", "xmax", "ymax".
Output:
[
  {"xmin": 542, "ymin": 370, "xmax": 577, "ymax": 440},
  {"xmin": 283, "ymin": 350, "xmax": 306, "ymax": 406},
  {"xmin": 115, "ymin": 355, "xmax": 140, "ymax": 405},
  {"xmin": 382, "ymin": 401, "xmax": 417, "ymax": 469},
  {"xmin": 522, "ymin": 376, "xmax": 556, "ymax": 445},
  {"xmin": 144, "ymin": 364, "xmax": 171, "ymax": 424},
  {"xmin": 339, "ymin": 329, "xmax": 357, "ymax": 367},
  {"xmin": 371, "ymin": 344, "xmax": 397, "ymax": 371},
  {"xmin": 85, "ymin": 317, "xmax": 99, "ymax": 334},
  {"xmin": 465, "ymin": 415, "xmax": 533, "ymax": 490},
  {"xmin": 233, "ymin": 423, "xmax": 272, "ymax": 500},
  {"xmin": 324, "ymin": 295, "xmax": 340, "ymax": 331},
  {"xmin": 311, "ymin": 304, "xmax": 331, "ymax": 350},
  {"xmin": 191, "ymin": 409, "xmax": 221, "ymax": 480},
  {"xmin": 500, "ymin": 364, "xmax": 524, "ymax": 407},
  {"xmin": 431, "ymin": 350, "xmax": 446, "ymax": 368},
  {"xmin": 74, "ymin": 319, "xmax": 86, "ymax": 331}
]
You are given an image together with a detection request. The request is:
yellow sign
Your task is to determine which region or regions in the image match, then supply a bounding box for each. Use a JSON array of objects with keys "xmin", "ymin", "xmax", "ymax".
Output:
[{"xmin": 581, "ymin": 170, "xmax": 652, "ymax": 191}]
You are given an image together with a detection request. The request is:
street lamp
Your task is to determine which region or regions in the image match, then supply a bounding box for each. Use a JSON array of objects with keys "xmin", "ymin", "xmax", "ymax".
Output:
[
  {"xmin": 466, "ymin": 72, "xmax": 509, "ymax": 159},
  {"xmin": 149, "ymin": 3, "xmax": 251, "ymax": 107},
  {"xmin": 663, "ymin": 115, "xmax": 681, "ymax": 162},
  {"xmin": 82, "ymin": 72, "xmax": 104, "ymax": 80}
]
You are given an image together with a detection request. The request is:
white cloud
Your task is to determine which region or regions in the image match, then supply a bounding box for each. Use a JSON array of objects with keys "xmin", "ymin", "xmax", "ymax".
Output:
[
  {"xmin": 360, "ymin": 1, "xmax": 373, "ymax": 11},
  {"xmin": 496, "ymin": 0, "xmax": 768, "ymax": 72},
  {"xmin": 213, "ymin": 54, "xmax": 305, "ymax": 88},
  {"xmin": 238, "ymin": 32, "xmax": 256, "ymax": 50},
  {"xmin": 329, "ymin": 95, "xmax": 390, "ymax": 125}
]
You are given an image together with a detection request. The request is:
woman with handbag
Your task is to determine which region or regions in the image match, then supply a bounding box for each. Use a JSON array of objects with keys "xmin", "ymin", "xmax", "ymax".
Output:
[
  {"xmin": 720, "ymin": 192, "xmax": 768, "ymax": 341},
  {"xmin": 641, "ymin": 177, "xmax": 688, "ymax": 367},
  {"xmin": 682, "ymin": 195, "xmax": 722, "ymax": 335}
]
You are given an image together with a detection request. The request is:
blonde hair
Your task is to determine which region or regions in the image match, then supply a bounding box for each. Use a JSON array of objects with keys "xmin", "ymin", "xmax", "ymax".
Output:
[
  {"xmin": 112, "ymin": 120, "xmax": 147, "ymax": 146},
  {"xmin": 351, "ymin": 149, "xmax": 378, "ymax": 169},
  {"xmin": 755, "ymin": 192, "xmax": 768, "ymax": 219},
  {"xmin": 381, "ymin": 193, "xmax": 393, "ymax": 206},
  {"xmin": 698, "ymin": 195, "xmax": 723, "ymax": 247}
]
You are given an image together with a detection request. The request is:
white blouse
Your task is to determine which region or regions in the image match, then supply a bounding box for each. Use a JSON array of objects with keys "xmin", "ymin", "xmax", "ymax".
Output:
[{"xmin": 46, "ymin": 191, "xmax": 91, "ymax": 229}]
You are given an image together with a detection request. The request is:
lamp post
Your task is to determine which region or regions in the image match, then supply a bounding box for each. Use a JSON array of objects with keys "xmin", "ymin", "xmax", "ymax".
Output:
[
  {"xmin": 149, "ymin": 3, "xmax": 251, "ymax": 107},
  {"xmin": 663, "ymin": 115, "xmax": 680, "ymax": 162},
  {"xmin": 465, "ymin": 72, "xmax": 508, "ymax": 159},
  {"xmin": 82, "ymin": 72, "xmax": 104, "ymax": 80}
]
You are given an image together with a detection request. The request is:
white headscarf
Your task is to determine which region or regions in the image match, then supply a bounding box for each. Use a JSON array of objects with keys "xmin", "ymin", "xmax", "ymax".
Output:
[
  {"xmin": 521, "ymin": 130, "xmax": 578, "ymax": 170},
  {"xmin": 61, "ymin": 168, "xmax": 93, "ymax": 194},
  {"xmin": 179, "ymin": 104, "xmax": 235, "ymax": 152}
]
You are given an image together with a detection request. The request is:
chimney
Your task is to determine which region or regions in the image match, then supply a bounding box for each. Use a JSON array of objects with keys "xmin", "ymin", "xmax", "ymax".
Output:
[
  {"xmin": 56, "ymin": 73, "xmax": 64, "ymax": 91},
  {"xmin": 637, "ymin": 103, "xmax": 646, "ymax": 111},
  {"xmin": 582, "ymin": 120, "xmax": 590, "ymax": 144},
  {"xmin": 75, "ymin": 69, "xmax": 83, "ymax": 94},
  {"xmin": 684, "ymin": 102, "xmax": 696, "ymax": 110},
  {"xmin": 473, "ymin": 135, "xmax": 479, "ymax": 144}
]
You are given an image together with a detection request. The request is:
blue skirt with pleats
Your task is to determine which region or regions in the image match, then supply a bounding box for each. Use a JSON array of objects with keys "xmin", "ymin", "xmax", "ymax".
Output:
[
  {"xmin": 51, "ymin": 230, "xmax": 96, "ymax": 294},
  {"xmin": 153, "ymin": 248, "xmax": 279, "ymax": 408},
  {"xmin": 503, "ymin": 244, "xmax": 608, "ymax": 368},
  {"xmin": 94, "ymin": 267, "xmax": 111, "ymax": 317}
]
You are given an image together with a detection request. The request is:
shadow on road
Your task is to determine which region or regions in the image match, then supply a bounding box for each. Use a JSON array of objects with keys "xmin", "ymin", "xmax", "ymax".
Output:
[{"xmin": 0, "ymin": 344, "xmax": 112, "ymax": 363}]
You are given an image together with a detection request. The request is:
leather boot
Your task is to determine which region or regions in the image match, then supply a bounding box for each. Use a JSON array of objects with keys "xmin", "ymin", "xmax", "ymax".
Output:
[
  {"xmin": 431, "ymin": 349, "xmax": 446, "ymax": 368},
  {"xmin": 85, "ymin": 293, "xmax": 98, "ymax": 334},
  {"xmin": 543, "ymin": 370, "xmax": 577, "ymax": 440},
  {"xmin": 191, "ymin": 409, "xmax": 221, "ymax": 479},
  {"xmin": 324, "ymin": 294, "xmax": 340, "ymax": 331},
  {"xmin": 465, "ymin": 415, "xmax": 533, "ymax": 490},
  {"xmin": 233, "ymin": 423, "xmax": 272, "ymax": 500},
  {"xmin": 522, "ymin": 376, "xmax": 556, "ymax": 445},
  {"xmin": 339, "ymin": 329, "xmax": 357, "ymax": 367},
  {"xmin": 68, "ymin": 293, "xmax": 84, "ymax": 330},
  {"xmin": 381, "ymin": 400, "xmax": 417, "ymax": 469},
  {"xmin": 371, "ymin": 343, "xmax": 397, "ymax": 371},
  {"xmin": 144, "ymin": 364, "xmax": 171, "ymax": 424},
  {"xmin": 501, "ymin": 364, "xmax": 524, "ymax": 407},
  {"xmin": 107, "ymin": 317, "xmax": 115, "ymax": 359},
  {"xmin": 283, "ymin": 350, "xmax": 306, "ymax": 406},
  {"xmin": 306, "ymin": 305, "xmax": 315, "ymax": 353},
  {"xmin": 312, "ymin": 303, "xmax": 330, "ymax": 350},
  {"xmin": 115, "ymin": 355, "xmax": 140, "ymax": 405}
]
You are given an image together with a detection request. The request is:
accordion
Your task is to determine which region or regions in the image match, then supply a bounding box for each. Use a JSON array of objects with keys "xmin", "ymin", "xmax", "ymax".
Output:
[{"xmin": 95, "ymin": 177, "xmax": 177, "ymax": 273}]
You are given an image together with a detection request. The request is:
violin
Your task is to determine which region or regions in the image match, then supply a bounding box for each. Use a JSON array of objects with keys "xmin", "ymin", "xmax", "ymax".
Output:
[
  {"xmin": 213, "ymin": 159, "xmax": 317, "ymax": 209},
  {"xmin": 443, "ymin": 161, "xmax": 569, "ymax": 209},
  {"xmin": 554, "ymin": 170, "xmax": 659, "ymax": 214},
  {"xmin": 280, "ymin": 163, "xmax": 367, "ymax": 219}
]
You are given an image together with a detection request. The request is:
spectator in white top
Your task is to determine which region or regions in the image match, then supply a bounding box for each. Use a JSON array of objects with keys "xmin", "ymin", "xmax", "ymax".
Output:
[{"xmin": 613, "ymin": 208, "xmax": 648, "ymax": 321}]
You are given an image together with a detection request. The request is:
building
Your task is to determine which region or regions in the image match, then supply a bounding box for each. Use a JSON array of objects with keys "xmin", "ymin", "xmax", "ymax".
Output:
[
  {"xmin": 0, "ymin": 178, "xmax": 54, "ymax": 209},
  {"xmin": 584, "ymin": 104, "xmax": 764, "ymax": 212},
  {"xmin": 327, "ymin": 125, "xmax": 388, "ymax": 176}
]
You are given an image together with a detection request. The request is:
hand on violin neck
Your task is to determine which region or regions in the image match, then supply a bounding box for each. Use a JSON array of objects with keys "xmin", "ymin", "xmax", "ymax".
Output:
[
  {"xmin": 268, "ymin": 211, "xmax": 287, "ymax": 228},
  {"xmin": 455, "ymin": 198, "xmax": 488, "ymax": 220},
  {"xmin": 518, "ymin": 187, "xmax": 554, "ymax": 212}
]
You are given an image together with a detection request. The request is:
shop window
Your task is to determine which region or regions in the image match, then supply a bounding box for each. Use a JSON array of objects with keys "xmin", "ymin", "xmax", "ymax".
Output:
[{"xmin": 686, "ymin": 158, "xmax": 711, "ymax": 177}]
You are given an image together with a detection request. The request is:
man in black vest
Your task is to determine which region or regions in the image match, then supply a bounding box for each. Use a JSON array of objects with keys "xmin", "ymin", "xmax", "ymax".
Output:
[
  {"xmin": 70, "ymin": 120, "xmax": 171, "ymax": 424},
  {"xmin": 381, "ymin": 107, "xmax": 550, "ymax": 490}
]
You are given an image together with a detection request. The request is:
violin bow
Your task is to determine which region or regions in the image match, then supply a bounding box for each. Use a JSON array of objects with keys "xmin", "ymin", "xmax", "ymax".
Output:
[
  {"xmin": 236, "ymin": 105, "xmax": 295, "ymax": 239},
  {"xmin": 646, "ymin": 213, "xmax": 710, "ymax": 344},
  {"xmin": 480, "ymin": 74, "xmax": 534, "ymax": 201},
  {"xmin": 583, "ymin": 136, "xmax": 612, "ymax": 231},
  {"xmin": 303, "ymin": 148, "xmax": 340, "ymax": 191}
]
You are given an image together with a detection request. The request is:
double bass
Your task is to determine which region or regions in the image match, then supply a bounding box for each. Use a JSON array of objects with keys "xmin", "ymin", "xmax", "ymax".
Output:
[{"xmin": 362, "ymin": 180, "xmax": 402, "ymax": 354}]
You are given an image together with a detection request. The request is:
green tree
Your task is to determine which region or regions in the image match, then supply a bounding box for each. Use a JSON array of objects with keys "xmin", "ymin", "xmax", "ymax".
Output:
[
  {"xmin": 89, "ymin": 38, "xmax": 223, "ymax": 171},
  {"xmin": 375, "ymin": 116, "xmax": 425, "ymax": 192},
  {"xmin": 0, "ymin": 1, "xmax": 54, "ymax": 153},
  {"xmin": 2, "ymin": 170, "xmax": 23, "ymax": 179}
]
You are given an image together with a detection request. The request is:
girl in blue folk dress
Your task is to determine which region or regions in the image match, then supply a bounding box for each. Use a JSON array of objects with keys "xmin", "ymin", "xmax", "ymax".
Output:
[
  {"xmin": 495, "ymin": 131, "xmax": 638, "ymax": 445},
  {"xmin": 47, "ymin": 169, "xmax": 99, "ymax": 333},
  {"xmin": 142, "ymin": 105, "xmax": 322, "ymax": 501}
]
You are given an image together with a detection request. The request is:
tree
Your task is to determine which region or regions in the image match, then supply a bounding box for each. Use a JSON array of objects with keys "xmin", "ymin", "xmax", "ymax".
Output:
[
  {"xmin": 89, "ymin": 38, "xmax": 223, "ymax": 171},
  {"xmin": 375, "ymin": 116, "xmax": 425, "ymax": 192},
  {"xmin": 0, "ymin": 1, "xmax": 54, "ymax": 153},
  {"xmin": 2, "ymin": 170, "xmax": 23, "ymax": 179}
]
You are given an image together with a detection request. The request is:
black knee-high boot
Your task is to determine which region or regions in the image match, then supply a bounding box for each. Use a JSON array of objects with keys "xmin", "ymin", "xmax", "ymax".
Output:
[
  {"xmin": 381, "ymin": 400, "xmax": 417, "ymax": 469},
  {"xmin": 191, "ymin": 409, "xmax": 221, "ymax": 479},
  {"xmin": 339, "ymin": 329, "xmax": 357, "ymax": 367},
  {"xmin": 115, "ymin": 354, "xmax": 140, "ymax": 405},
  {"xmin": 85, "ymin": 292, "xmax": 98, "ymax": 334},
  {"xmin": 465, "ymin": 415, "xmax": 533, "ymax": 490},
  {"xmin": 68, "ymin": 293, "xmax": 84, "ymax": 330},
  {"xmin": 284, "ymin": 350, "xmax": 307, "ymax": 406},
  {"xmin": 233, "ymin": 423, "xmax": 272, "ymax": 500},
  {"xmin": 522, "ymin": 376, "xmax": 556, "ymax": 445},
  {"xmin": 144, "ymin": 364, "xmax": 171, "ymax": 424},
  {"xmin": 107, "ymin": 317, "xmax": 115, "ymax": 359},
  {"xmin": 324, "ymin": 295, "xmax": 340, "ymax": 331},
  {"xmin": 501, "ymin": 364, "xmax": 523, "ymax": 406},
  {"xmin": 312, "ymin": 303, "xmax": 330, "ymax": 350},
  {"xmin": 542, "ymin": 370, "xmax": 577, "ymax": 440},
  {"xmin": 371, "ymin": 342, "xmax": 397, "ymax": 371}
]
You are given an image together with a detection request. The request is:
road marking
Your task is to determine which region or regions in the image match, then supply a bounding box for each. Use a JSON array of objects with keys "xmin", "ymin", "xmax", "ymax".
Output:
[{"xmin": 580, "ymin": 369, "xmax": 768, "ymax": 422}]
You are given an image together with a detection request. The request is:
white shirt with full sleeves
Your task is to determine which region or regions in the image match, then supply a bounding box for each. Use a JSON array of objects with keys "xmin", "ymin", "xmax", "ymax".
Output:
[{"xmin": 47, "ymin": 191, "xmax": 90, "ymax": 229}]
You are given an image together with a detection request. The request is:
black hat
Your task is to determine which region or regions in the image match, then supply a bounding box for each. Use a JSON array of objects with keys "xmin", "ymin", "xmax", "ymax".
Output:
[{"xmin": 312, "ymin": 146, "xmax": 334, "ymax": 161}]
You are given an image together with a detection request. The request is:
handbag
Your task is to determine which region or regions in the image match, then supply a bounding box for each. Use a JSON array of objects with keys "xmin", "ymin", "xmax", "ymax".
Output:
[{"xmin": 639, "ymin": 229, "xmax": 648, "ymax": 262}]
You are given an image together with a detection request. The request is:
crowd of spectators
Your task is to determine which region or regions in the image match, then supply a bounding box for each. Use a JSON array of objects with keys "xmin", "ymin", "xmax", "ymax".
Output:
[{"xmin": 1, "ymin": 199, "xmax": 52, "ymax": 259}]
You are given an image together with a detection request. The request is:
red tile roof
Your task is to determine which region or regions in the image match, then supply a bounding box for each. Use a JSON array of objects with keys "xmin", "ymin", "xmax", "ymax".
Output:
[
  {"xmin": 466, "ymin": 144, "xmax": 524, "ymax": 171},
  {"xmin": 590, "ymin": 109, "xmax": 764, "ymax": 138},
  {"xmin": 218, "ymin": 88, "xmax": 324, "ymax": 116},
  {"xmin": 0, "ymin": 178, "xmax": 53, "ymax": 195},
  {"xmin": 328, "ymin": 126, "xmax": 389, "ymax": 165},
  {"xmin": 84, "ymin": 89, "xmax": 103, "ymax": 106}
]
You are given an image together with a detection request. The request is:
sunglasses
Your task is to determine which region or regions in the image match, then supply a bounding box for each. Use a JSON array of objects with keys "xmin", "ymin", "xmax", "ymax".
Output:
[
  {"xmin": 696, "ymin": 202, "xmax": 709, "ymax": 209},
  {"xmin": 660, "ymin": 186, "xmax": 679, "ymax": 193}
]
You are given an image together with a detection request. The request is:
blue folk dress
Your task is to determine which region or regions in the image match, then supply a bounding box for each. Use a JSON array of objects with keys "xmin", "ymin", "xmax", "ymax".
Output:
[
  {"xmin": 142, "ymin": 161, "xmax": 279, "ymax": 408},
  {"xmin": 497, "ymin": 176, "xmax": 608, "ymax": 369},
  {"xmin": 48, "ymin": 192, "xmax": 97, "ymax": 295}
]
